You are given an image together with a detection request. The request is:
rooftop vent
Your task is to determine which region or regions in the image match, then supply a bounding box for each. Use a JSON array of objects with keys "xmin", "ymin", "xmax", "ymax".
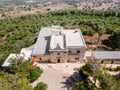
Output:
[{"xmin": 73, "ymin": 31, "xmax": 78, "ymax": 33}]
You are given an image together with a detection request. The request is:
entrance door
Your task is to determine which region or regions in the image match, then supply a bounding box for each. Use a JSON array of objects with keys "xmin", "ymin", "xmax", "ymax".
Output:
[
  {"xmin": 101, "ymin": 60, "xmax": 104, "ymax": 64},
  {"xmin": 57, "ymin": 59, "xmax": 60, "ymax": 63}
]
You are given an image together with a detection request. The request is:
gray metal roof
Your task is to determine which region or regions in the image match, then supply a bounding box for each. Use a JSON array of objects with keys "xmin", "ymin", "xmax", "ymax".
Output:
[
  {"xmin": 2, "ymin": 46, "xmax": 33, "ymax": 67},
  {"xmin": 2, "ymin": 54, "xmax": 16, "ymax": 67},
  {"xmin": 20, "ymin": 48, "xmax": 32, "ymax": 60},
  {"xmin": 93, "ymin": 51, "xmax": 120, "ymax": 59},
  {"xmin": 32, "ymin": 27, "xmax": 52, "ymax": 56},
  {"xmin": 2, "ymin": 54, "xmax": 24, "ymax": 67}
]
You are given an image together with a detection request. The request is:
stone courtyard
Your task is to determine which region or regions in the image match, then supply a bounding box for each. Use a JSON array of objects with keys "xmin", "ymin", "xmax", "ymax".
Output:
[{"xmin": 32, "ymin": 62, "xmax": 84, "ymax": 90}]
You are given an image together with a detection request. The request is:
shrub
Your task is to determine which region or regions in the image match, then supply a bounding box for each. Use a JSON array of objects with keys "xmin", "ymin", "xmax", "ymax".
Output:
[
  {"xmin": 0, "ymin": 30, "xmax": 7, "ymax": 37},
  {"xmin": 117, "ymin": 66, "xmax": 120, "ymax": 71},
  {"xmin": 73, "ymin": 82, "xmax": 86, "ymax": 90},
  {"xmin": 79, "ymin": 63, "xmax": 93, "ymax": 80},
  {"xmin": 34, "ymin": 82, "xmax": 47, "ymax": 90},
  {"xmin": 28, "ymin": 66, "xmax": 43, "ymax": 82},
  {"xmin": 110, "ymin": 68, "xmax": 115, "ymax": 71},
  {"xmin": 82, "ymin": 30, "xmax": 95, "ymax": 36},
  {"xmin": 105, "ymin": 67, "xmax": 120, "ymax": 71}
]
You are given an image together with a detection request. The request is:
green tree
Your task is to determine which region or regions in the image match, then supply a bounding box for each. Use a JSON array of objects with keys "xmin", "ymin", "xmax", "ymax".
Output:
[
  {"xmin": 0, "ymin": 72, "xmax": 33, "ymax": 90},
  {"xmin": 73, "ymin": 82, "xmax": 86, "ymax": 90},
  {"xmin": 34, "ymin": 82, "xmax": 47, "ymax": 90},
  {"xmin": 98, "ymin": 73, "xmax": 116, "ymax": 90},
  {"xmin": 80, "ymin": 62, "xmax": 93, "ymax": 77},
  {"xmin": 109, "ymin": 28, "xmax": 120, "ymax": 49},
  {"xmin": 28, "ymin": 66, "xmax": 43, "ymax": 82},
  {"xmin": 78, "ymin": 63, "xmax": 99, "ymax": 90},
  {"xmin": 96, "ymin": 25, "xmax": 106, "ymax": 44},
  {"xmin": 8, "ymin": 58, "xmax": 32, "ymax": 75}
]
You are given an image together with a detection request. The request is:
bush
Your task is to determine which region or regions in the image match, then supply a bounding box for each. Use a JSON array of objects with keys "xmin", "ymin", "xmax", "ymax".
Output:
[
  {"xmin": 73, "ymin": 82, "xmax": 86, "ymax": 90},
  {"xmin": 117, "ymin": 66, "xmax": 120, "ymax": 71},
  {"xmin": 82, "ymin": 30, "xmax": 96, "ymax": 36},
  {"xmin": 79, "ymin": 63, "xmax": 93, "ymax": 80},
  {"xmin": 105, "ymin": 67, "xmax": 120, "ymax": 71},
  {"xmin": 0, "ymin": 30, "xmax": 7, "ymax": 37},
  {"xmin": 34, "ymin": 82, "xmax": 47, "ymax": 90},
  {"xmin": 110, "ymin": 68, "xmax": 115, "ymax": 71},
  {"xmin": 28, "ymin": 66, "xmax": 43, "ymax": 82},
  {"xmin": 109, "ymin": 28, "xmax": 120, "ymax": 49}
]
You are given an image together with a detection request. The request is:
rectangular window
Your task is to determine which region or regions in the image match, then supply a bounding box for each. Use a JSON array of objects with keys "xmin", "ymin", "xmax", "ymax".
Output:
[
  {"xmin": 64, "ymin": 52, "xmax": 66, "ymax": 54},
  {"xmin": 39, "ymin": 58, "xmax": 42, "ymax": 60},
  {"xmin": 75, "ymin": 57, "xmax": 79, "ymax": 60},
  {"xmin": 68, "ymin": 50, "xmax": 71, "ymax": 53},
  {"xmin": 57, "ymin": 53, "xmax": 60, "ymax": 55},
  {"xmin": 77, "ymin": 50, "xmax": 80, "ymax": 53}
]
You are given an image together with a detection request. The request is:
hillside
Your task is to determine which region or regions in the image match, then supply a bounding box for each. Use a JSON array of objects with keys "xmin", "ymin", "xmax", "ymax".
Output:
[
  {"xmin": 0, "ymin": 0, "xmax": 120, "ymax": 9},
  {"xmin": 0, "ymin": 9, "xmax": 120, "ymax": 64},
  {"xmin": 0, "ymin": 0, "xmax": 120, "ymax": 19}
]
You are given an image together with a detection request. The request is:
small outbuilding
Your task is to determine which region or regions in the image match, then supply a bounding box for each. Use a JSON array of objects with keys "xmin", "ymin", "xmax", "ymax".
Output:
[
  {"xmin": 91, "ymin": 51, "xmax": 120, "ymax": 64},
  {"xmin": 1, "ymin": 45, "xmax": 34, "ymax": 68}
]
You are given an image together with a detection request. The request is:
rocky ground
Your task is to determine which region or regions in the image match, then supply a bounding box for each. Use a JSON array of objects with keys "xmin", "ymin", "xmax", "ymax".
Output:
[
  {"xmin": 73, "ymin": 0, "xmax": 120, "ymax": 10},
  {"xmin": 0, "ymin": 0, "xmax": 120, "ymax": 19}
]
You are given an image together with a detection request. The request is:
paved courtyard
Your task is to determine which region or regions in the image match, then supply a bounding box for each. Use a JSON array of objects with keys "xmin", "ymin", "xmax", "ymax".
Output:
[{"xmin": 31, "ymin": 62, "xmax": 84, "ymax": 90}]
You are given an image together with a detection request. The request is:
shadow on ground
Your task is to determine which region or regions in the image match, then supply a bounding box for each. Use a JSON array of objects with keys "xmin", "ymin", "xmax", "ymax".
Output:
[{"xmin": 61, "ymin": 72, "xmax": 82, "ymax": 90}]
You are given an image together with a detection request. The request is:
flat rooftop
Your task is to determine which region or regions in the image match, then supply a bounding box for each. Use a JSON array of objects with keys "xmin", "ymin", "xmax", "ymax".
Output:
[
  {"xmin": 32, "ymin": 26, "xmax": 86, "ymax": 56},
  {"xmin": 93, "ymin": 51, "xmax": 120, "ymax": 59},
  {"xmin": 50, "ymin": 35, "xmax": 64, "ymax": 50},
  {"xmin": 63, "ymin": 30, "xmax": 86, "ymax": 47}
]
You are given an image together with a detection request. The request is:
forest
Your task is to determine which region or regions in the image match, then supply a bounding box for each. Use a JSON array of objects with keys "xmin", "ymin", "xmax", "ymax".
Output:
[
  {"xmin": 0, "ymin": 57, "xmax": 46, "ymax": 90},
  {"xmin": 0, "ymin": 9, "xmax": 120, "ymax": 64},
  {"xmin": 0, "ymin": 9, "xmax": 120, "ymax": 90}
]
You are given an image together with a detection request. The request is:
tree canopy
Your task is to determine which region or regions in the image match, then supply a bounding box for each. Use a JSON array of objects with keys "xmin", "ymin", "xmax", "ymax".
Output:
[
  {"xmin": 0, "ymin": 10, "xmax": 120, "ymax": 63},
  {"xmin": 0, "ymin": 58, "xmax": 43, "ymax": 90},
  {"xmin": 34, "ymin": 82, "xmax": 47, "ymax": 90},
  {"xmin": 28, "ymin": 66, "xmax": 43, "ymax": 82},
  {"xmin": 109, "ymin": 28, "xmax": 120, "ymax": 50},
  {"xmin": 74, "ymin": 63, "xmax": 120, "ymax": 90}
]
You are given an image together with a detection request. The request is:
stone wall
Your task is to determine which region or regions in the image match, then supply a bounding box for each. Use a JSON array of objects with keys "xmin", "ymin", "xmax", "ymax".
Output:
[
  {"xmin": 95, "ymin": 59, "xmax": 120, "ymax": 64},
  {"xmin": 87, "ymin": 53, "xmax": 120, "ymax": 64},
  {"xmin": 35, "ymin": 52, "xmax": 85, "ymax": 63},
  {"xmin": 35, "ymin": 55, "xmax": 50, "ymax": 63}
]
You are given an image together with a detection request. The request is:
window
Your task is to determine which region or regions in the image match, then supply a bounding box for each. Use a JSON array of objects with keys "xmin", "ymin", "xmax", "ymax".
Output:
[
  {"xmin": 64, "ymin": 52, "xmax": 66, "ymax": 54},
  {"xmin": 57, "ymin": 53, "xmax": 60, "ymax": 55},
  {"xmin": 68, "ymin": 50, "xmax": 71, "ymax": 53},
  {"xmin": 39, "ymin": 58, "xmax": 41, "ymax": 60},
  {"xmin": 77, "ymin": 50, "xmax": 80, "ymax": 53},
  {"xmin": 101, "ymin": 60, "xmax": 104, "ymax": 64},
  {"xmin": 111, "ymin": 61, "xmax": 114, "ymax": 64},
  {"xmin": 75, "ymin": 57, "xmax": 79, "ymax": 60},
  {"xmin": 67, "ymin": 59, "xmax": 70, "ymax": 62}
]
